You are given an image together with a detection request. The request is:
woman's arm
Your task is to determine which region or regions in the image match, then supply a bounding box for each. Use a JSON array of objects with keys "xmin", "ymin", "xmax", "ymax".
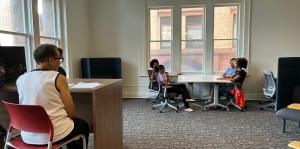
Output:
[
  {"xmin": 166, "ymin": 73, "xmax": 171, "ymax": 83},
  {"xmin": 228, "ymin": 75, "xmax": 240, "ymax": 81},
  {"xmin": 158, "ymin": 73, "xmax": 169, "ymax": 86},
  {"xmin": 56, "ymin": 74, "xmax": 75, "ymax": 118},
  {"xmin": 150, "ymin": 70, "xmax": 156, "ymax": 80},
  {"xmin": 160, "ymin": 79, "xmax": 169, "ymax": 86}
]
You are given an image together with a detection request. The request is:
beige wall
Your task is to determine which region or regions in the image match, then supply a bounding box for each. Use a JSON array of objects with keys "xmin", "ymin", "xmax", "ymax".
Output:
[
  {"xmin": 68, "ymin": 0, "xmax": 300, "ymax": 98},
  {"xmin": 89, "ymin": 0, "xmax": 149, "ymax": 97},
  {"xmin": 244, "ymin": 0, "xmax": 300, "ymax": 98},
  {"xmin": 65, "ymin": 0, "xmax": 91, "ymax": 78}
]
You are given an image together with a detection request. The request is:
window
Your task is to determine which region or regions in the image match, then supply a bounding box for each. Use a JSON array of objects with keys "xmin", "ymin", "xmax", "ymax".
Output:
[
  {"xmin": 0, "ymin": 0, "xmax": 66, "ymax": 72},
  {"xmin": 146, "ymin": 0, "xmax": 250, "ymax": 74},
  {"xmin": 213, "ymin": 6, "xmax": 238, "ymax": 72},
  {"xmin": 0, "ymin": 0, "xmax": 26, "ymax": 47},
  {"xmin": 181, "ymin": 7, "xmax": 204, "ymax": 72},
  {"xmin": 38, "ymin": 0, "xmax": 59, "ymax": 45},
  {"xmin": 149, "ymin": 9, "xmax": 172, "ymax": 72}
]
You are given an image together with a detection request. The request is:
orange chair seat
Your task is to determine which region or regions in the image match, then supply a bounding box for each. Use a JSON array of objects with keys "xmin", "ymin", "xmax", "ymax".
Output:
[{"xmin": 288, "ymin": 141, "xmax": 300, "ymax": 149}]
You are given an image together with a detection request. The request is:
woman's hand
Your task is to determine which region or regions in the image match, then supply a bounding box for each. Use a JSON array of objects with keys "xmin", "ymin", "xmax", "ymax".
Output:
[{"xmin": 217, "ymin": 76, "xmax": 224, "ymax": 80}]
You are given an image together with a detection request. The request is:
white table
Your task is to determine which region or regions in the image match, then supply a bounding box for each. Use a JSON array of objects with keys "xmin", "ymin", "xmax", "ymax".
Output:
[{"xmin": 177, "ymin": 74, "xmax": 231, "ymax": 109}]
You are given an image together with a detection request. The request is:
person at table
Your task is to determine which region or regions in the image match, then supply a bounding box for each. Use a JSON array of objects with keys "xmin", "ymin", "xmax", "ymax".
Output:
[
  {"xmin": 148, "ymin": 59, "xmax": 160, "ymax": 90},
  {"xmin": 222, "ymin": 58, "xmax": 237, "ymax": 78},
  {"xmin": 149, "ymin": 59, "xmax": 159, "ymax": 80},
  {"xmin": 218, "ymin": 58, "xmax": 237, "ymax": 96},
  {"xmin": 158, "ymin": 65, "xmax": 194, "ymax": 112},
  {"xmin": 218, "ymin": 57, "xmax": 248, "ymax": 100},
  {"xmin": 57, "ymin": 48, "xmax": 67, "ymax": 76},
  {"xmin": 16, "ymin": 44, "xmax": 89, "ymax": 149}
]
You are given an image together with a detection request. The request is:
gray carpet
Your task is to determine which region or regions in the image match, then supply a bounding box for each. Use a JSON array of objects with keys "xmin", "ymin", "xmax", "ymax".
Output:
[{"xmin": 120, "ymin": 99, "xmax": 300, "ymax": 149}]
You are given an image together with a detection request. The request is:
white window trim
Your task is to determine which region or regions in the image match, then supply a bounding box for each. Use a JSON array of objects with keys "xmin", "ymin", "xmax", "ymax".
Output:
[
  {"xmin": 141, "ymin": 0, "xmax": 251, "ymax": 76},
  {"xmin": 0, "ymin": 0, "xmax": 69, "ymax": 77}
]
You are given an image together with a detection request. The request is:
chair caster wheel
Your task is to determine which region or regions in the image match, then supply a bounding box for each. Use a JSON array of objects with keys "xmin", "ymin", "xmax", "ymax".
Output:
[
  {"xmin": 260, "ymin": 108, "xmax": 263, "ymax": 110},
  {"xmin": 160, "ymin": 110, "xmax": 163, "ymax": 113},
  {"xmin": 176, "ymin": 109, "xmax": 179, "ymax": 113},
  {"xmin": 152, "ymin": 107, "xmax": 155, "ymax": 109}
]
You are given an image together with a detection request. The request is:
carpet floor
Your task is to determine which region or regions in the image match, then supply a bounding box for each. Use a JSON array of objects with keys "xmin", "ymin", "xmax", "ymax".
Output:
[{"xmin": 87, "ymin": 99, "xmax": 300, "ymax": 149}]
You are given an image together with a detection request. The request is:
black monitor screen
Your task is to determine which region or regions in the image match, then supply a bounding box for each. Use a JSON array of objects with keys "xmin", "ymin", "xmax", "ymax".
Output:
[
  {"xmin": 0, "ymin": 46, "xmax": 27, "ymax": 83},
  {"xmin": 81, "ymin": 58, "xmax": 121, "ymax": 79}
]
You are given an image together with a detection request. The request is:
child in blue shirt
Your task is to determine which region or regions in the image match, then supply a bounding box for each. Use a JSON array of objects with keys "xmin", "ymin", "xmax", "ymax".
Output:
[{"xmin": 222, "ymin": 58, "xmax": 237, "ymax": 78}]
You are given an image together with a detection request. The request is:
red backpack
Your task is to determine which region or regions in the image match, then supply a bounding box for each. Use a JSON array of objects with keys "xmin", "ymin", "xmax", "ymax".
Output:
[{"xmin": 230, "ymin": 88, "xmax": 246, "ymax": 108}]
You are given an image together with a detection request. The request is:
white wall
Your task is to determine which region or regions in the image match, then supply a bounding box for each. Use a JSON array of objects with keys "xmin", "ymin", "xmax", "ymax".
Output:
[
  {"xmin": 65, "ymin": 0, "xmax": 91, "ymax": 78},
  {"xmin": 89, "ymin": 0, "xmax": 149, "ymax": 97},
  {"xmin": 68, "ymin": 0, "xmax": 300, "ymax": 99},
  {"xmin": 244, "ymin": 0, "xmax": 300, "ymax": 98}
]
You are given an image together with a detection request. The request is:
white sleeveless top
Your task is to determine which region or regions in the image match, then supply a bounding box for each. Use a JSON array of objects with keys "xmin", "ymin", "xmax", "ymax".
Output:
[{"xmin": 16, "ymin": 70, "xmax": 74, "ymax": 145}]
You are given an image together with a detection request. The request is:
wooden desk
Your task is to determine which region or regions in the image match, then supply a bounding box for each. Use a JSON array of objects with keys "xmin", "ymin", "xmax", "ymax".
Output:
[
  {"xmin": 0, "ymin": 78, "xmax": 123, "ymax": 149},
  {"xmin": 178, "ymin": 74, "xmax": 231, "ymax": 109}
]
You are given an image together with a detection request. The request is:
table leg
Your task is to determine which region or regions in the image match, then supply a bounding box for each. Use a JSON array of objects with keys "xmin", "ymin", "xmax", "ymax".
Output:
[
  {"xmin": 187, "ymin": 82, "xmax": 194, "ymax": 97},
  {"xmin": 204, "ymin": 83, "xmax": 228, "ymax": 109}
]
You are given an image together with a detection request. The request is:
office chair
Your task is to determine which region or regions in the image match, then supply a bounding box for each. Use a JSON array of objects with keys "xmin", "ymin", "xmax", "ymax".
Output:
[
  {"xmin": 2, "ymin": 100, "xmax": 86, "ymax": 149},
  {"xmin": 152, "ymin": 73, "xmax": 179, "ymax": 113},
  {"xmin": 259, "ymin": 71, "xmax": 276, "ymax": 110},
  {"xmin": 146, "ymin": 70, "xmax": 160, "ymax": 103}
]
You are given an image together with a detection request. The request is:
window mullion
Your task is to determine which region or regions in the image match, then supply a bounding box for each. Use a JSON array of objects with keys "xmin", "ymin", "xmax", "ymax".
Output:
[
  {"xmin": 172, "ymin": 5, "xmax": 181, "ymax": 74},
  {"xmin": 53, "ymin": 0, "xmax": 62, "ymax": 47},
  {"xmin": 40, "ymin": 36, "xmax": 59, "ymax": 40},
  {"xmin": 205, "ymin": 3, "xmax": 214, "ymax": 73},
  {"xmin": 31, "ymin": 0, "xmax": 41, "ymax": 47},
  {"xmin": 23, "ymin": 0, "xmax": 33, "ymax": 71}
]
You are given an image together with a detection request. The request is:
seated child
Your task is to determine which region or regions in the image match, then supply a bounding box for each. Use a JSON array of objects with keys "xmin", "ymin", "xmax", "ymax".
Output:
[
  {"xmin": 158, "ymin": 65, "xmax": 194, "ymax": 112},
  {"xmin": 222, "ymin": 58, "xmax": 237, "ymax": 78},
  {"xmin": 218, "ymin": 58, "xmax": 237, "ymax": 97},
  {"xmin": 219, "ymin": 58, "xmax": 248, "ymax": 109}
]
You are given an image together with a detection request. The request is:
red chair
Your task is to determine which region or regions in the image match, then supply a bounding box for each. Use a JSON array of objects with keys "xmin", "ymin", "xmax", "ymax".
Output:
[{"xmin": 2, "ymin": 100, "xmax": 86, "ymax": 149}]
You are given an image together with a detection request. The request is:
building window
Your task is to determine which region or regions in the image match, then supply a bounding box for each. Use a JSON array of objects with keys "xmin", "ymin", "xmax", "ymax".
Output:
[
  {"xmin": 181, "ymin": 7, "xmax": 204, "ymax": 72},
  {"xmin": 149, "ymin": 9, "xmax": 172, "ymax": 72},
  {"xmin": 38, "ymin": 0, "xmax": 60, "ymax": 45},
  {"xmin": 0, "ymin": 0, "xmax": 26, "ymax": 47},
  {"xmin": 0, "ymin": 0, "xmax": 66, "ymax": 71},
  {"xmin": 146, "ymin": 0, "xmax": 250, "ymax": 74},
  {"xmin": 213, "ymin": 5, "xmax": 238, "ymax": 72}
]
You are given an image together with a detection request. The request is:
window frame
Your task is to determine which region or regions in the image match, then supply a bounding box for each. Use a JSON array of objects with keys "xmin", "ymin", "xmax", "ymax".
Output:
[
  {"xmin": 212, "ymin": 4, "xmax": 239, "ymax": 73},
  {"xmin": 0, "ymin": 0, "xmax": 68, "ymax": 76},
  {"xmin": 148, "ymin": 7, "xmax": 173, "ymax": 73},
  {"xmin": 180, "ymin": 6, "xmax": 206, "ymax": 73},
  {"xmin": 143, "ymin": 0, "xmax": 250, "ymax": 75}
]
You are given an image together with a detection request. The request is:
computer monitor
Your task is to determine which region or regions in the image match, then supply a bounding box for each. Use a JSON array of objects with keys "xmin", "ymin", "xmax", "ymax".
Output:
[
  {"xmin": 0, "ymin": 46, "xmax": 26, "ymax": 83},
  {"xmin": 293, "ymin": 86, "xmax": 300, "ymax": 103},
  {"xmin": 81, "ymin": 58, "xmax": 121, "ymax": 79}
]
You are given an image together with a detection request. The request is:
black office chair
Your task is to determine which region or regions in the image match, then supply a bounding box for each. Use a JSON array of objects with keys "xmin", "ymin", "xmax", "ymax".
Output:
[
  {"xmin": 260, "ymin": 71, "xmax": 276, "ymax": 110},
  {"xmin": 152, "ymin": 72, "xmax": 178, "ymax": 113},
  {"xmin": 146, "ymin": 70, "xmax": 160, "ymax": 103}
]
